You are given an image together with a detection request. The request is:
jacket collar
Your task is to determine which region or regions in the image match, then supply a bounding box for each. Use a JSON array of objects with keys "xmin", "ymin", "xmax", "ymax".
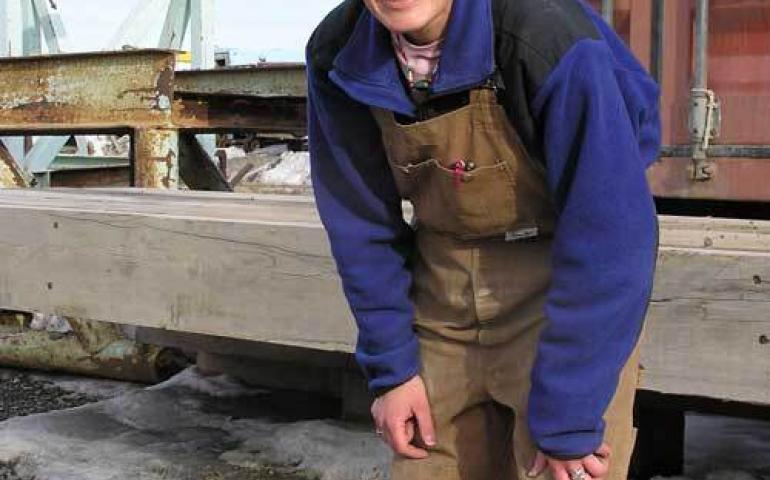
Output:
[{"xmin": 330, "ymin": 0, "xmax": 495, "ymax": 117}]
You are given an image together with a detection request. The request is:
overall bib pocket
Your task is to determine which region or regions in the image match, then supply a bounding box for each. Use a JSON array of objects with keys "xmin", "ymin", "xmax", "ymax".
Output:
[{"xmin": 389, "ymin": 156, "xmax": 519, "ymax": 239}]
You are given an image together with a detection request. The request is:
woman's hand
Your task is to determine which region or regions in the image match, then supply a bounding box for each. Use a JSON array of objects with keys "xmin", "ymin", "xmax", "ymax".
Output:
[
  {"xmin": 371, "ymin": 375, "xmax": 436, "ymax": 459},
  {"xmin": 528, "ymin": 443, "xmax": 612, "ymax": 480}
]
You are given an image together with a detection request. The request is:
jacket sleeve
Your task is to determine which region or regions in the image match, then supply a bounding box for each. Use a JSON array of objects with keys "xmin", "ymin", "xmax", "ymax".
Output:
[
  {"xmin": 307, "ymin": 56, "xmax": 420, "ymax": 392},
  {"xmin": 526, "ymin": 39, "xmax": 661, "ymax": 459}
]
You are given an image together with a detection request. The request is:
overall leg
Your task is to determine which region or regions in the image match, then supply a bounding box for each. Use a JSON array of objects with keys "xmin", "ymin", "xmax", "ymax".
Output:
[
  {"xmin": 492, "ymin": 344, "xmax": 642, "ymax": 480},
  {"xmin": 391, "ymin": 333, "xmax": 516, "ymax": 480}
]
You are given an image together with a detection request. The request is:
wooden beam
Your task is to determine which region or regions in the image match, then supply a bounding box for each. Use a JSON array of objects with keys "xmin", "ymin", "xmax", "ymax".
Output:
[
  {"xmin": 641, "ymin": 215, "xmax": 770, "ymax": 405},
  {"xmin": 0, "ymin": 190, "xmax": 768, "ymax": 405},
  {"xmin": 0, "ymin": 189, "xmax": 355, "ymax": 352}
]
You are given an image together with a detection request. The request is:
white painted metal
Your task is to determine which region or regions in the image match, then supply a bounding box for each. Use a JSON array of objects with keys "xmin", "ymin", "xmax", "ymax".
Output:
[
  {"xmin": 0, "ymin": 137, "xmax": 24, "ymax": 165},
  {"xmin": 24, "ymin": 135, "xmax": 68, "ymax": 173},
  {"xmin": 191, "ymin": 0, "xmax": 214, "ymax": 69},
  {"xmin": 108, "ymin": 0, "xmax": 170, "ymax": 50},
  {"xmin": 3, "ymin": 0, "xmax": 21, "ymax": 55},
  {"xmin": 21, "ymin": 0, "xmax": 39, "ymax": 55},
  {"xmin": 9, "ymin": 0, "xmax": 71, "ymax": 175},
  {"xmin": 0, "ymin": 0, "xmax": 9, "ymax": 55},
  {"xmin": 75, "ymin": 136, "xmax": 89, "ymax": 156},
  {"xmin": 1, "ymin": 1, "xmax": 26, "ymax": 165},
  {"xmin": 191, "ymin": 0, "xmax": 217, "ymax": 157},
  {"xmin": 159, "ymin": 0, "xmax": 190, "ymax": 50},
  {"xmin": 31, "ymin": 0, "xmax": 64, "ymax": 53}
]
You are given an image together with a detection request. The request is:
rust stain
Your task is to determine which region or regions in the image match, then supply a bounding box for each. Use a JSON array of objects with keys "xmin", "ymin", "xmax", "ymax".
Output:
[
  {"xmin": 133, "ymin": 129, "xmax": 178, "ymax": 189},
  {"xmin": 156, "ymin": 61, "xmax": 175, "ymax": 99}
]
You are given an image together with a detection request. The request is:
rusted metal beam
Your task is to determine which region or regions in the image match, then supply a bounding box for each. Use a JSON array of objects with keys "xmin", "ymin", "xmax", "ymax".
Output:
[
  {"xmin": 174, "ymin": 63, "xmax": 307, "ymax": 98},
  {"xmin": 132, "ymin": 128, "xmax": 179, "ymax": 188},
  {"xmin": 173, "ymin": 93, "xmax": 307, "ymax": 135},
  {"xmin": 0, "ymin": 49, "xmax": 175, "ymax": 134}
]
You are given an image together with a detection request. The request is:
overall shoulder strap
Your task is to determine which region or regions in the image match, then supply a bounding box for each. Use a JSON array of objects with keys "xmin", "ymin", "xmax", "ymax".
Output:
[{"xmin": 489, "ymin": 0, "xmax": 509, "ymax": 93}]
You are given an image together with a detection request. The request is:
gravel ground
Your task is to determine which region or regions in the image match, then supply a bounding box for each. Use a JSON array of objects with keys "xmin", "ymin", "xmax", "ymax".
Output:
[{"xmin": 0, "ymin": 369, "xmax": 100, "ymax": 422}]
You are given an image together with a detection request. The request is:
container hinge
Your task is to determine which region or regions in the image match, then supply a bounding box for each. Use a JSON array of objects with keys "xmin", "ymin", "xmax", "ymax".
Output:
[{"xmin": 690, "ymin": 88, "xmax": 721, "ymax": 181}]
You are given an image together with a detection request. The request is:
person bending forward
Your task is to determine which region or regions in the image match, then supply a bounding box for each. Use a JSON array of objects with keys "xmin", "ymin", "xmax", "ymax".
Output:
[{"xmin": 306, "ymin": 0, "xmax": 661, "ymax": 479}]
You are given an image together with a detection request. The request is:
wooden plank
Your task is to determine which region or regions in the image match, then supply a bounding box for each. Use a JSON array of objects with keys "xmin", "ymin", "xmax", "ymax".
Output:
[
  {"xmin": 0, "ymin": 190, "xmax": 768, "ymax": 404},
  {"xmin": 642, "ymin": 215, "xmax": 770, "ymax": 404},
  {"xmin": 0, "ymin": 189, "xmax": 354, "ymax": 352}
]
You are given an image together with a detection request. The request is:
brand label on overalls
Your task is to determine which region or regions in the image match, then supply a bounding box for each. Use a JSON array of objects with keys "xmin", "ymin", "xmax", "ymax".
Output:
[{"xmin": 505, "ymin": 227, "xmax": 539, "ymax": 242}]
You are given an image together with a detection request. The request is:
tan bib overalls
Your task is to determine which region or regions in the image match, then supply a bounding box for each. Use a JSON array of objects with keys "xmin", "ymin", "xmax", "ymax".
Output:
[{"xmin": 372, "ymin": 86, "xmax": 640, "ymax": 480}]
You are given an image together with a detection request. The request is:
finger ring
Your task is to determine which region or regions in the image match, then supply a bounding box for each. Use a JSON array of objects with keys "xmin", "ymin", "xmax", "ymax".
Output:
[
  {"xmin": 375, "ymin": 428, "xmax": 383, "ymax": 436},
  {"xmin": 569, "ymin": 467, "xmax": 587, "ymax": 480}
]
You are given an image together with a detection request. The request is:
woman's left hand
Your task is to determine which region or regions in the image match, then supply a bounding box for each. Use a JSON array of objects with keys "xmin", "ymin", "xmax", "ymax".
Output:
[{"xmin": 527, "ymin": 443, "xmax": 611, "ymax": 480}]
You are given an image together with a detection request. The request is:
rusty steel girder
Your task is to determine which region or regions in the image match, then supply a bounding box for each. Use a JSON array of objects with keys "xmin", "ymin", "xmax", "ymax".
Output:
[
  {"xmin": 174, "ymin": 63, "xmax": 307, "ymax": 98},
  {"xmin": 173, "ymin": 94, "xmax": 307, "ymax": 136},
  {"xmin": 0, "ymin": 50, "xmax": 307, "ymax": 135},
  {"xmin": 0, "ymin": 50, "xmax": 175, "ymax": 135},
  {"xmin": 0, "ymin": 50, "xmax": 308, "ymax": 190}
]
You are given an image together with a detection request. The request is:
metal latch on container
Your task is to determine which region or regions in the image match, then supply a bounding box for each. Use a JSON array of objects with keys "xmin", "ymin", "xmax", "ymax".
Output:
[{"xmin": 690, "ymin": 88, "xmax": 721, "ymax": 181}]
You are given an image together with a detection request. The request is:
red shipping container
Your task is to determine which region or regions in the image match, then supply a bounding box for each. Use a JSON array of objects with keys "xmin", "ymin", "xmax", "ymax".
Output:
[{"xmin": 587, "ymin": 0, "xmax": 770, "ymax": 202}]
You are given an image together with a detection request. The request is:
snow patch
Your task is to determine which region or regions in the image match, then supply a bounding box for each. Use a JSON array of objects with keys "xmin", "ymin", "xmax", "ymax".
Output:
[
  {"xmin": 148, "ymin": 366, "xmax": 265, "ymax": 398},
  {"xmin": 253, "ymin": 151, "xmax": 310, "ymax": 186},
  {"xmin": 216, "ymin": 146, "xmax": 247, "ymax": 160}
]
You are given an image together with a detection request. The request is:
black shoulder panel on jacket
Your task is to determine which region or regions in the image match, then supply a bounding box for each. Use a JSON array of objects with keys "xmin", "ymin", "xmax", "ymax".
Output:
[
  {"xmin": 307, "ymin": 0, "xmax": 366, "ymax": 73},
  {"xmin": 492, "ymin": 0, "xmax": 600, "ymax": 90},
  {"xmin": 490, "ymin": 0, "xmax": 601, "ymax": 166}
]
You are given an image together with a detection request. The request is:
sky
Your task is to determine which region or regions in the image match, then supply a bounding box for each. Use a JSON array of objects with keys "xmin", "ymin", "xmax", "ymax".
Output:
[{"xmin": 58, "ymin": 0, "xmax": 342, "ymax": 64}]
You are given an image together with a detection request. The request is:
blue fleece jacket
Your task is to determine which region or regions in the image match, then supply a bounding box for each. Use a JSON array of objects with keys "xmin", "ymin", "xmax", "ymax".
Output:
[{"xmin": 307, "ymin": 0, "xmax": 660, "ymax": 459}]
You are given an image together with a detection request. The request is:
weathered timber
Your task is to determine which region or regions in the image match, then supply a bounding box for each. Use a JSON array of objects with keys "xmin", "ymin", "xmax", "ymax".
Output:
[
  {"xmin": 0, "ymin": 188, "xmax": 353, "ymax": 352},
  {"xmin": 0, "ymin": 189, "xmax": 768, "ymax": 404},
  {"xmin": 641, "ymin": 216, "xmax": 770, "ymax": 404}
]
